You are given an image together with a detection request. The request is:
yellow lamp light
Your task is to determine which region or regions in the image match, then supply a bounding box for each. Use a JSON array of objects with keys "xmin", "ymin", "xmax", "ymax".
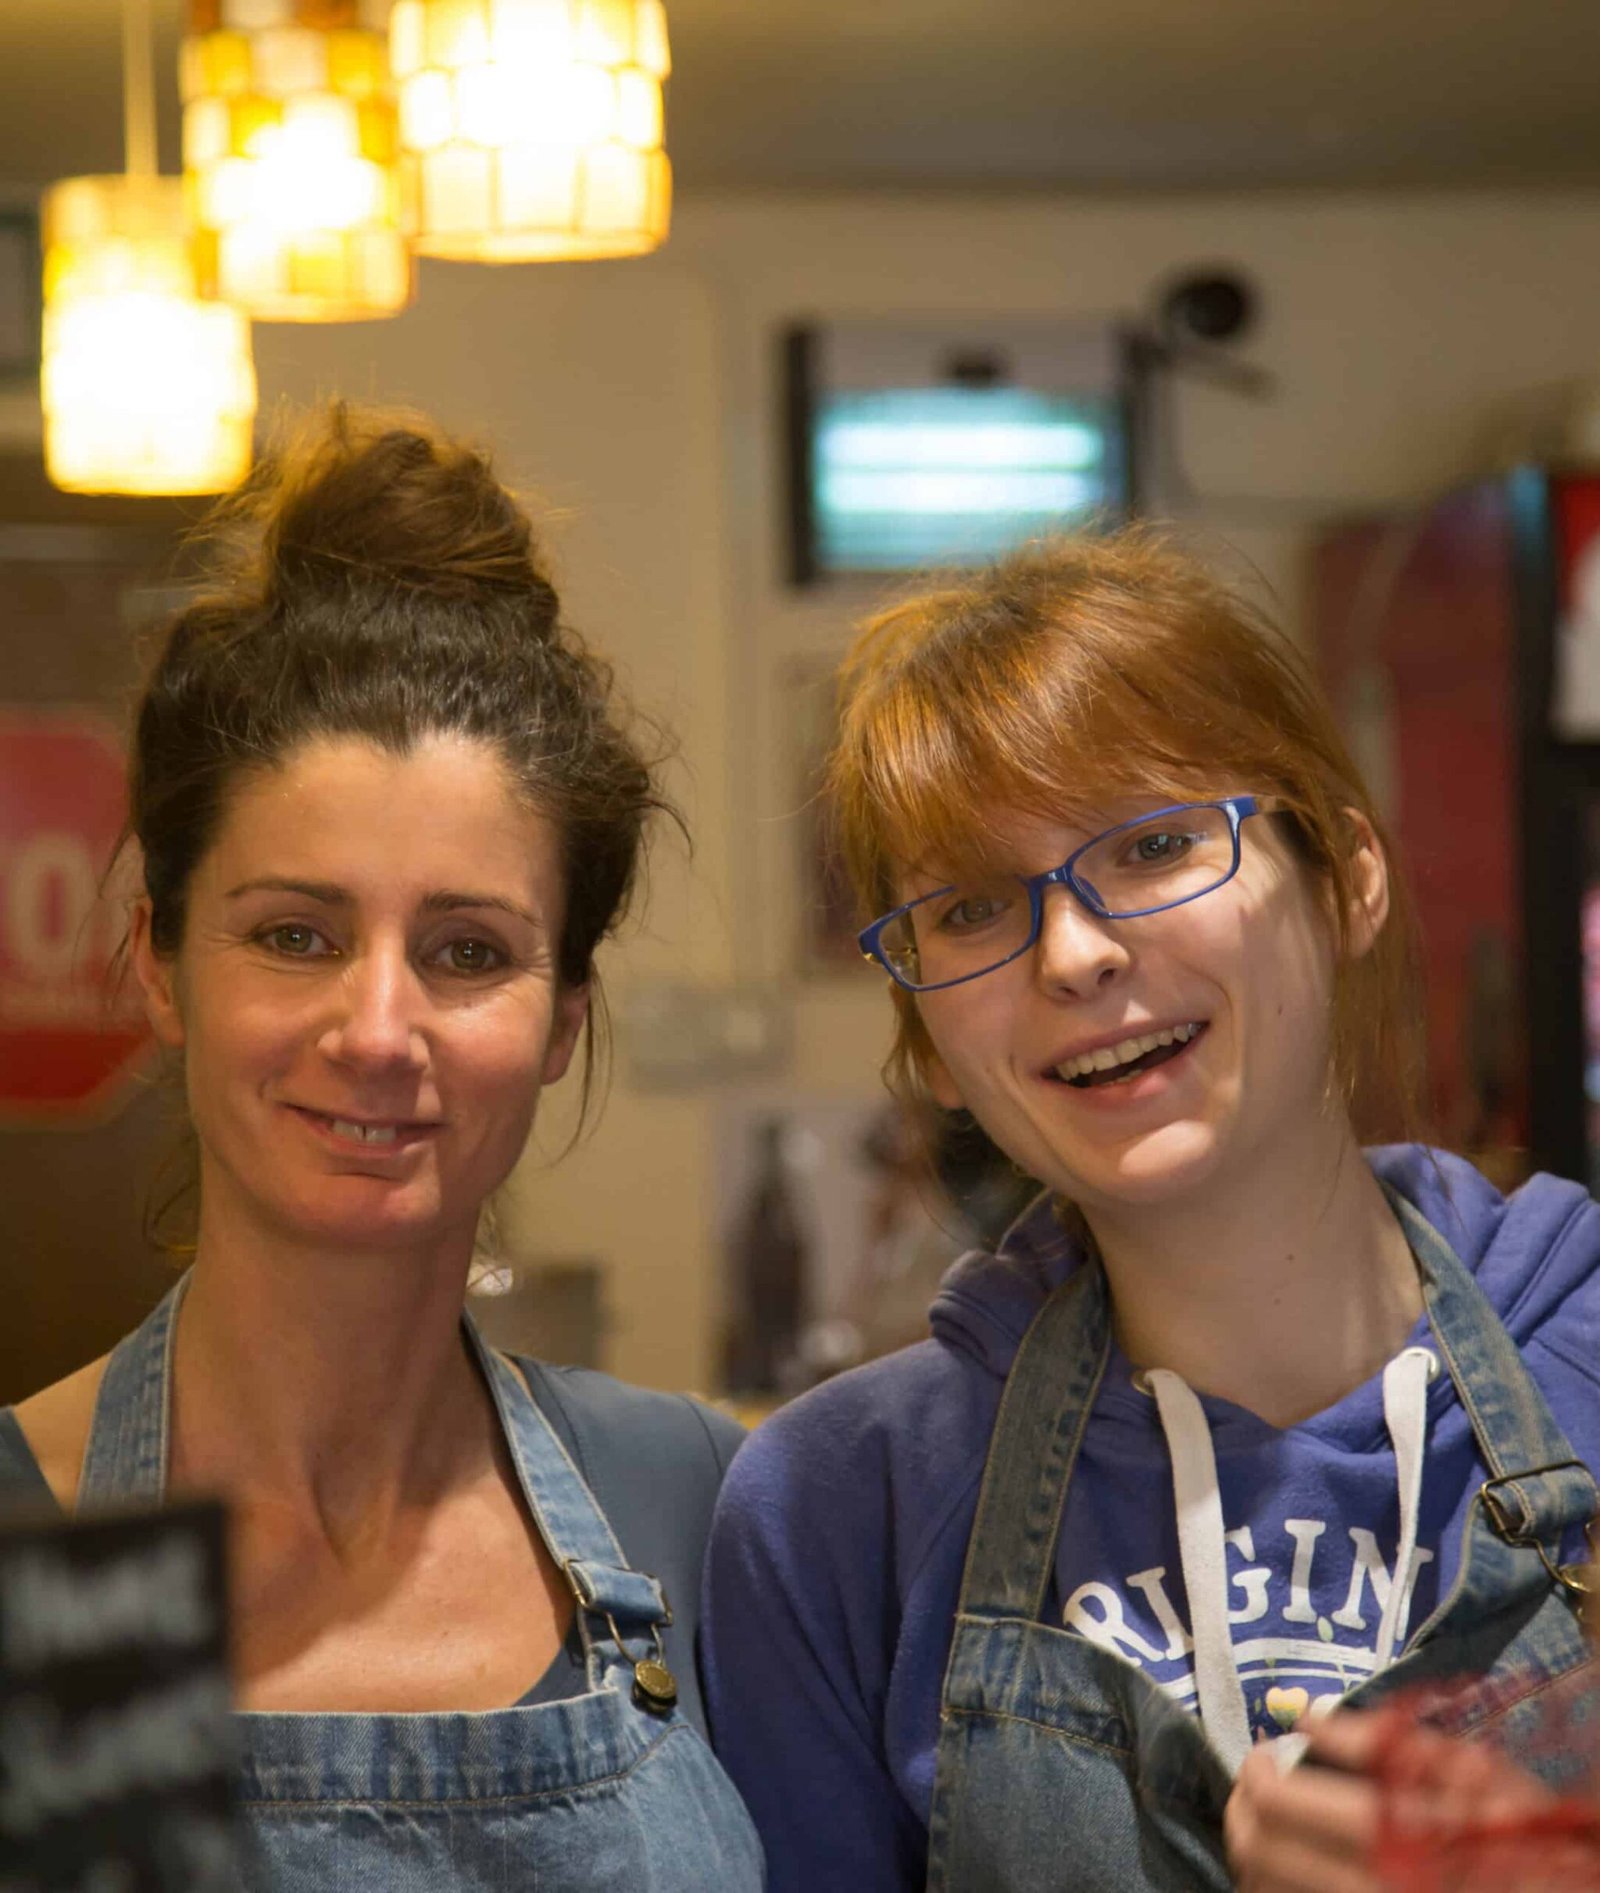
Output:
[
  {"xmin": 42, "ymin": 174, "xmax": 258, "ymax": 496},
  {"xmin": 392, "ymin": 0, "xmax": 671, "ymax": 262},
  {"xmin": 182, "ymin": 0, "xmax": 413, "ymax": 321}
]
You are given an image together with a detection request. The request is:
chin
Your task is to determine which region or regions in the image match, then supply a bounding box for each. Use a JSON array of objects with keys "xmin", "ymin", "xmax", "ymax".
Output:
[
  {"xmin": 268, "ymin": 1182, "xmax": 458, "ymax": 1254},
  {"xmin": 1067, "ymin": 1119, "xmax": 1230, "ymax": 1212}
]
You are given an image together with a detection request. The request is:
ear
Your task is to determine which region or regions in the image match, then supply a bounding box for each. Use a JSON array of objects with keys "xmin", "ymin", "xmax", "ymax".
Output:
[
  {"xmin": 1341, "ymin": 809, "xmax": 1390, "ymax": 959},
  {"xmin": 128, "ymin": 900, "xmax": 186, "ymax": 1050},
  {"xmin": 540, "ymin": 981, "xmax": 591, "ymax": 1086}
]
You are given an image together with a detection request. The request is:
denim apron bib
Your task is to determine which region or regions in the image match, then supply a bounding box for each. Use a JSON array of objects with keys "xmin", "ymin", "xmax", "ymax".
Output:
[
  {"xmin": 925, "ymin": 1193, "xmax": 1598, "ymax": 1893},
  {"xmin": 77, "ymin": 1281, "xmax": 765, "ymax": 1893}
]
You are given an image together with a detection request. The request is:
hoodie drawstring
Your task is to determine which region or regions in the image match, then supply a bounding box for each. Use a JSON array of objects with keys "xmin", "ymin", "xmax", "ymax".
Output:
[
  {"xmin": 1144, "ymin": 1345, "xmax": 1437, "ymax": 1778},
  {"xmin": 1146, "ymin": 1370, "xmax": 1253, "ymax": 1773},
  {"xmin": 1374, "ymin": 1348, "xmax": 1434, "ymax": 1668}
]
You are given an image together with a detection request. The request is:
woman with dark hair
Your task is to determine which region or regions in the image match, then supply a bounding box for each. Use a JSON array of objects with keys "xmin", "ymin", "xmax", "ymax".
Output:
[
  {"xmin": 0, "ymin": 406, "xmax": 762, "ymax": 1890},
  {"xmin": 702, "ymin": 533, "xmax": 1600, "ymax": 1891}
]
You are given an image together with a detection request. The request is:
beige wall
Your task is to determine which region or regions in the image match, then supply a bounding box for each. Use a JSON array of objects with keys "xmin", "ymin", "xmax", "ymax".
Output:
[{"xmin": 30, "ymin": 188, "xmax": 1600, "ymax": 1390}]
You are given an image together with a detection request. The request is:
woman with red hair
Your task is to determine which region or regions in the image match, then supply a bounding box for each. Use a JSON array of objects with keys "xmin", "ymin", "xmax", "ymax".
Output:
[{"xmin": 703, "ymin": 532, "xmax": 1600, "ymax": 1891}]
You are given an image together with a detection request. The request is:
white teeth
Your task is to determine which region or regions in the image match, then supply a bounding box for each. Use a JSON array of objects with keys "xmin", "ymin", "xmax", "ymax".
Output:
[
  {"xmin": 330, "ymin": 1118, "xmax": 399, "ymax": 1144},
  {"xmin": 1054, "ymin": 1022, "xmax": 1203, "ymax": 1083}
]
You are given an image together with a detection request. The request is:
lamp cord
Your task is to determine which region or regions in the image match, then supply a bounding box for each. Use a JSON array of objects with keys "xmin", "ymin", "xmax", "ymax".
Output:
[{"xmin": 121, "ymin": 0, "xmax": 157, "ymax": 179}]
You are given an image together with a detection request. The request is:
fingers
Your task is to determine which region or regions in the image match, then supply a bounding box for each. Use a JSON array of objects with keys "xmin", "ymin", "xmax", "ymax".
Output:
[
  {"xmin": 1226, "ymin": 1706, "xmax": 1562, "ymax": 1893},
  {"xmin": 1299, "ymin": 1709, "xmax": 1397, "ymax": 1776},
  {"xmin": 1227, "ymin": 1725, "xmax": 1385, "ymax": 1893}
]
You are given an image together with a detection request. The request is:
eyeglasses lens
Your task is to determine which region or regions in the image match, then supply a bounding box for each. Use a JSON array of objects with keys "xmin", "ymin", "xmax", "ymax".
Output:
[
  {"xmin": 887, "ymin": 806, "xmax": 1237, "ymax": 989},
  {"xmin": 1075, "ymin": 805, "xmax": 1236, "ymax": 917},
  {"xmin": 887, "ymin": 877, "xmax": 1037, "ymax": 990}
]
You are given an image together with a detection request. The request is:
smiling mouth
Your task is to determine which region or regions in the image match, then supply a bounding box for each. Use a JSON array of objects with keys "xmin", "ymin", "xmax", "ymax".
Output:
[
  {"xmin": 291, "ymin": 1106, "xmax": 438, "ymax": 1146},
  {"xmin": 1052, "ymin": 1021, "xmax": 1207, "ymax": 1089}
]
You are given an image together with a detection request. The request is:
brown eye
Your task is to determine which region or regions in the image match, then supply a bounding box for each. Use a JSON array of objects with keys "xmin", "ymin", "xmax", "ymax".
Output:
[
  {"xmin": 262, "ymin": 924, "xmax": 326, "ymax": 956},
  {"xmin": 441, "ymin": 938, "xmax": 505, "ymax": 974}
]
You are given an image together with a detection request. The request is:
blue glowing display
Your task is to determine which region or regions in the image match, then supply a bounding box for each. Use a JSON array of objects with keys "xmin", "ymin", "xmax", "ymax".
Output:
[{"xmin": 812, "ymin": 385, "xmax": 1121, "ymax": 572}]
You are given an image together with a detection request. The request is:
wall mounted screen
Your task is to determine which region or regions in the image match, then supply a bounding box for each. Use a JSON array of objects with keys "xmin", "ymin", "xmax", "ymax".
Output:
[{"xmin": 785, "ymin": 318, "xmax": 1129, "ymax": 583}]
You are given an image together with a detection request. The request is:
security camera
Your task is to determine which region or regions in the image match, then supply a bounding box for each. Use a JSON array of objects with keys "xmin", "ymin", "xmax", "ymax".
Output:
[{"xmin": 1159, "ymin": 271, "xmax": 1257, "ymax": 348}]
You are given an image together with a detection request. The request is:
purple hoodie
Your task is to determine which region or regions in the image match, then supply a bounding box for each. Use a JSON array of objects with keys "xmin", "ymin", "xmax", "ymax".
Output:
[{"xmin": 701, "ymin": 1148, "xmax": 1600, "ymax": 1892}]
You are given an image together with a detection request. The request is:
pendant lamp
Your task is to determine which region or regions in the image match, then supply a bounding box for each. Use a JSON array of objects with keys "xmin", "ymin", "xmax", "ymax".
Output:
[
  {"xmin": 182, "ymin": 0, "xmax": 413, "ymax": 321},
  {"xmin": 391, "ymin": 0, "xmax": 671, "ymax": 262},
  {"xmin": 41, "ymin": 0, "xmax": 257, "ymax": 495}
]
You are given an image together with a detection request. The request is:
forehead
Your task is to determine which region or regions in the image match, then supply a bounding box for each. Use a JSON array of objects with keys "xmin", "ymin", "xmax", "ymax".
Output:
[{"xmin": 202, "ymin": 733, "xmax": 559, "ymax": 896}]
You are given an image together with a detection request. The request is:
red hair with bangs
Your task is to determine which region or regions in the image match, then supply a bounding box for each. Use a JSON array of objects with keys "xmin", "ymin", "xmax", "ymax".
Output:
[{"xmin": 827, "ymin": 529, "xmax": 1425, "ymax": 1137}]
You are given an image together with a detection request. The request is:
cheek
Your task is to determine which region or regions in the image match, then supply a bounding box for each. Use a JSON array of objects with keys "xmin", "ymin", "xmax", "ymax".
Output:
[
  {"xmin": 205, "ymin": 989, "xmax": 316, "ymax": 1078},
  {"xmin": 453, "ymin": 1002, "xmax": 561, "ymax": 1113},
  {"xmin": 1238, "ymin": 918, "xmax": 1338, "ymax": 1079},
  {"xmin": 917, "ymin": 989, "xmax": 1012, "ymax": 1097}
]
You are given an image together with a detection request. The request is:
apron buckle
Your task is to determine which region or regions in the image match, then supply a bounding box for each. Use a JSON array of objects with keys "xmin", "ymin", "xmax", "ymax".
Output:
[
  {"xmin": 1479, "ymin": 1462, "xmax": 1599, "ymax": 1625},
  {"xmin": 1478, "ymin": 1459, "xmax": 1595, "ymax": 1544}
]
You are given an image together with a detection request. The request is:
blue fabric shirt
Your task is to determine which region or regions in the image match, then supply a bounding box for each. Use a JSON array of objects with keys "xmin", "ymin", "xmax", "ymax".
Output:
[
  {"xmin": 1, "ymin": 1353, "xmax": 743, "ymax": 1730},
  {"xmin": 701, "ymin": 1148, "xmax": 1600, "ymax": 1891}
]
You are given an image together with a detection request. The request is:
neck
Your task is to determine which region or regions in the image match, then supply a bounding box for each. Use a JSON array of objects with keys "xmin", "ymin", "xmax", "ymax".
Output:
[
  {"xmin": 170, "ymin": 1196, "xmax": 494, "ymax": 1548},
  {"xmin": 1084, "ymin": 1117, "xmax": 1422, "ymax": 1428}
]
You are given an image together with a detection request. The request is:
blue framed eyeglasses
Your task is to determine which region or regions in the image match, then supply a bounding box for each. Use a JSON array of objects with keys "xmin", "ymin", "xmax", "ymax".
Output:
[{"xmin": 859, "ymin": 795, "xmax": 1277, "ymax": 993}]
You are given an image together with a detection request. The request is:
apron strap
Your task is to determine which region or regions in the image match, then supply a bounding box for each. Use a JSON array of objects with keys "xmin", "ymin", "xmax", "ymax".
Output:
[
  {"xmin": 1386, "ymin": 1189, "xmax": 1598, "ymax": 1561},
  {"xmin": 563, "ymin": 1558, "xmax": 674, "ymax": 1630},
  {"xmin": 470, "ymin": 1319, "xmax": 653, "ymax": 1593},
  {"xmin": 950, "ymin": 1261, "xmax": 1112, "ymax": 1622},
  {"xmin": 78, "ymin": 1276, "xmax": 186, "ymax": 1508},
  {"xmin": 469, "ymin": 1319, "xmax": 677, "ymax": 1700}
]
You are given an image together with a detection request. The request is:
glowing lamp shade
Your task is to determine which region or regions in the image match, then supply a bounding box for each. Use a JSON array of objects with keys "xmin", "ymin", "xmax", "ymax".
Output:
[
  {"xmin": 42, "ymin": 175, "xmax": 257, "ymax": 496},
  {"xmin": 392, "ymin": 0, "xmax": 671, "ymax": 262},
  {"xmin": 182, "ymin": 0, "xmax": 412, "ymax": 321}
]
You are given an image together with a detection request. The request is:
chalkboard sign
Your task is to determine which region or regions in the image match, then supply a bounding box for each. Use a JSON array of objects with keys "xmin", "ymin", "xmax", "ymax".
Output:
[{"xmin": 0, "ymin": 1501, "xmax": 237, "ymax": 1891}]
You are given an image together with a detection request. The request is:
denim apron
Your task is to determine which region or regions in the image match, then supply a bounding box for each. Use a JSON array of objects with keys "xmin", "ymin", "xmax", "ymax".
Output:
[
  {"xmin": 77, "ymin": 1281, "xmax": 765, "ymax": 1893},
  {"xmin": 925, "ymin": 1193, "xmax": 1598, "ymax": 1893}
]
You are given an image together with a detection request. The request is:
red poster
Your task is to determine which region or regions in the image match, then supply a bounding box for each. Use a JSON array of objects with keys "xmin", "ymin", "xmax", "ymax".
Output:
[
  {"xmin": 0, "ymin": 710, "xmax": 153, "ymax": 1124},
  {"xmin": 1311, "ymin": 487, "xmax": 1525, "ymax": 1160}
]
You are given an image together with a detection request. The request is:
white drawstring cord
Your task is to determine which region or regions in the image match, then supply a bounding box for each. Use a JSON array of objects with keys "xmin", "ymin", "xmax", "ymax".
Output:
[
  {"xmin": 1374, "ymin": 1346, "xmax": 1435, "ymax": 1667},
  {"xmin": 1142, "ymin": 1347, "xmax": 1437, "ymax": 1779},
  {"xmin": 1146, "ymin": 1369, "xmax": 1254, "ymax": 1777}
]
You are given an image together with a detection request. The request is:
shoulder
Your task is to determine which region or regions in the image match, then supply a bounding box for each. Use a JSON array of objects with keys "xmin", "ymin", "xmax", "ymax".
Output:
[
  {"xmin": 704, "ymin": 1340, "xmax": 997, "ymax": 1772},
  {"xmin": 714, "ymin": 1337, "xmax": 1000, "ymax": 1597},
  {"xmin": 1375, "ymin": 1144, "xmax": 1600, "ymax": 1327},
  {"xmin": 518, "ymin": 1358, "xmax": 745, "ymax": 1490},
  {"xmin": 7, "ymin": 1356, "xmax": 109, "ymax": 1513},
  {"xmin": 1377, "ymin": 1143, "xmax": 1600, "ymax": 1436}
]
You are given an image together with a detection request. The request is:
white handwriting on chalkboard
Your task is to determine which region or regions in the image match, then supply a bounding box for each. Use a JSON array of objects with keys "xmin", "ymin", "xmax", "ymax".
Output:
[
  {"xmin": 0, "ymin": 1673, "xmax": 231, "ymax": 1834},
  {"xmin": 0, "ymin": 1538, "xmax": 213, "ymax": 1670}
]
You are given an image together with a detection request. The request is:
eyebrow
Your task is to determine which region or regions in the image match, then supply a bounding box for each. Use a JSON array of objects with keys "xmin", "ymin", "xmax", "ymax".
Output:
[{"xmin": 223, "ymin": 878, "xmax": 543, "ymax": 929}]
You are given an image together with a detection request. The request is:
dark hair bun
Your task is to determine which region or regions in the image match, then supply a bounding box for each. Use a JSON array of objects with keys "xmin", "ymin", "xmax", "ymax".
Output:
[{"xmin": 225, "ymin": 403, "xmax": 561, "ymax": 620}]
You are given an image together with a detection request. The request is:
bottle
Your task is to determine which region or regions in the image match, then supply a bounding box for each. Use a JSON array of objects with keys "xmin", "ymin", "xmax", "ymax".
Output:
[{"xmin": 722, "ymin": 1116, "xmax": 808, "ymax": 1396}]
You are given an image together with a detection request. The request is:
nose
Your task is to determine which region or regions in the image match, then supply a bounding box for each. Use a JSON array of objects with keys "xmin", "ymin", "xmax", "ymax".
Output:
[
  {"xmin": 319, "ymin": 941, "xmax": 428, "ymax": 1074},
  {"xmin": 1033, "ymin": 883, "xmax": 1131, "ymax": 995}
]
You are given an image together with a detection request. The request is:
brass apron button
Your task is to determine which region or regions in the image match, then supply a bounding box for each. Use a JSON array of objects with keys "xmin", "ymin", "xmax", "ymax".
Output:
[{"xmin": 633, "ymin": 1657, "xmax": 679, "ymax": 1714}]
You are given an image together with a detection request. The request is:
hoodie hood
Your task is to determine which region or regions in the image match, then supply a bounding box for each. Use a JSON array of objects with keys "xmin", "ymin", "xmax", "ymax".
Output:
[{"xmin": 928, "ymin": 1143, "xmax": 1600, "ymax": 1382}]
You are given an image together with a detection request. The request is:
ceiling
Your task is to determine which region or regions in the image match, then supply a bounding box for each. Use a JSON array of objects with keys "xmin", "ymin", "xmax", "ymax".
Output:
[{"xmin": 4, "ymin": 0, "xmax": 1599, "ymax": 196}]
